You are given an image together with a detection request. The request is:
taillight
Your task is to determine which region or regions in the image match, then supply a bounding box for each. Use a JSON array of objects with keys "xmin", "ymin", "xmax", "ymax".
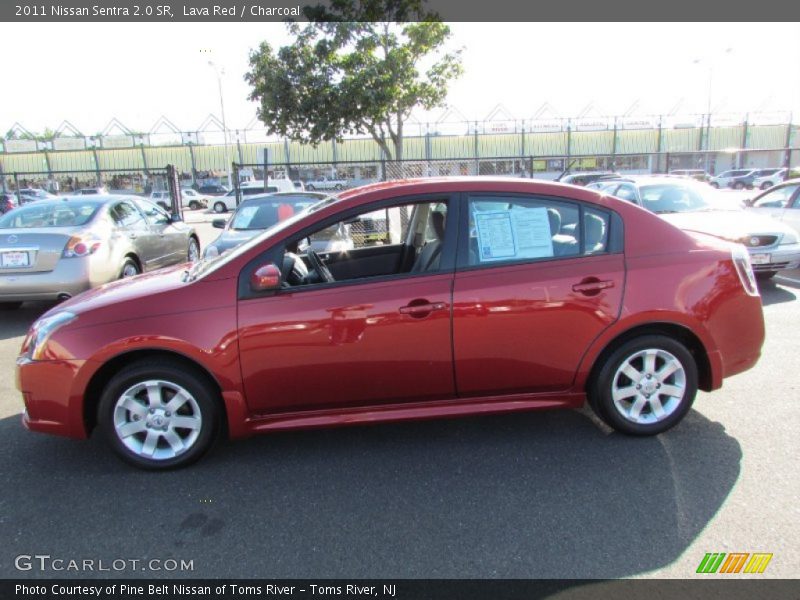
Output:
[
  {"xmin": 63, "ymin": 234, "xmax": 101, "ymax": 258},
  {"xmin": 731, "ymin": 244, "xmax": 758, "ymax": 297}
]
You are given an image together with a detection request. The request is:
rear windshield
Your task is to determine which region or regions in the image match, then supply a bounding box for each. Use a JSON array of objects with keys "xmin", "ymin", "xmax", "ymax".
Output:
[{"xmin": 0, "ymin": 202, "xmax": 100, "ymax": 228}]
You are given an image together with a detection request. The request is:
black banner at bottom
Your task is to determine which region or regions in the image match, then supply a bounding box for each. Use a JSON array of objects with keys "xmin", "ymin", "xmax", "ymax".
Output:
[{"xmin": 2, "ymin": 579, "xmax": 799, "ymax": 600}]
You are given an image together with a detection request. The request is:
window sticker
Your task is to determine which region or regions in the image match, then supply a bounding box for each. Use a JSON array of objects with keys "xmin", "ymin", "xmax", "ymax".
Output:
[{"xmin": 474, "ymin": 206, "xmax": 554, "ymax": 263}]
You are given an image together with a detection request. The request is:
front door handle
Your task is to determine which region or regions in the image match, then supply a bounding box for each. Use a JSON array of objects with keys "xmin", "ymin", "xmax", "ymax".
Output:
[
  {"xmin": 572, "ymin": 279, "xmax": 615, "ymax": 295},
  {"xmin": 399, "ymin": 301, "xmax": 447, "ymax": 318}
]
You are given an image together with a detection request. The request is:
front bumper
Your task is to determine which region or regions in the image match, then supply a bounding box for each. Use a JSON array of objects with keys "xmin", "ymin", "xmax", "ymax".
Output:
[
  {"xmin": 16, "ymin": 357, "xmax": 88, "ymax": 438},
  {"xmin": 748, "ymin": 242, "xmax": 800, "ymax": 272}
]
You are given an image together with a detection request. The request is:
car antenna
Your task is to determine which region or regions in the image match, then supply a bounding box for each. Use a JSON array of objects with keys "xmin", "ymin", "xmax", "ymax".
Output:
[{"xmin": 555, "ymin": 160, "xmax": 577, "ymax": 182}]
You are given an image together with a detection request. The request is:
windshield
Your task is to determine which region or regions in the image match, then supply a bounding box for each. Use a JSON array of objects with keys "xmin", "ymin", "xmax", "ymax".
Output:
[
  {"xmin": 230, "ymin": 199, "xmax": 318, "ymax": 231},
  {"xmin": 638, "ymin": 183, "xmax": 730, "ymax": 214},
  {"xmin": 0, "ymin": 201, "xmax": 100, "ymax": 228},
  {"xmin": 185, "ymin": 195, "xmax": 339, "ymax": 281}
]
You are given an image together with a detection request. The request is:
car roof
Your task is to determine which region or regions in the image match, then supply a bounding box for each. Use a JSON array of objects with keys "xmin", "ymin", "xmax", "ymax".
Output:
[{"xmin": 14, "ymin": 195, "xmax": 145, "ymax": 208}]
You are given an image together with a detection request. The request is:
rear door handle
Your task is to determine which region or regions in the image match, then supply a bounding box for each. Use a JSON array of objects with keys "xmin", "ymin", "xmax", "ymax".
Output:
[
  {"xmin": 399, "ymin": 301, "xmax": 447, "ymax": 317},
  {"xmin": 572, "ymin": 279, "xmax": 615, "ymax": 294}
]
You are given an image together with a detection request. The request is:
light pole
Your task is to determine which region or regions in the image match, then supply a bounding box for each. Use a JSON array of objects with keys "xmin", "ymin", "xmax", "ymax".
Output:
[
  {"xmin": 693, "ymin": 48, "xmax": 733, "ymax": 171},
  {"xmin": 208, "ymin": 60, "xmax": 233, "ymax": 189}
]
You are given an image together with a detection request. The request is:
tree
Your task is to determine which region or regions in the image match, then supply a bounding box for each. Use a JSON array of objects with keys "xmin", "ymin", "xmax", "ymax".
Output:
[{"xmin": 245, "ymin": 3, "xmax": 462, "ymax": 162}]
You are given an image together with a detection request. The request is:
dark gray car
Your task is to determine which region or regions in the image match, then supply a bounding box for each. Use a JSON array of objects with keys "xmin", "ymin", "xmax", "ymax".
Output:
[
  {"xmin": 0, "ymin": 195, "xmax": 199, "ymax": 309},
  {"xmin": 204, "ymin": 192, "xmax": 335, "ymax": 257}
]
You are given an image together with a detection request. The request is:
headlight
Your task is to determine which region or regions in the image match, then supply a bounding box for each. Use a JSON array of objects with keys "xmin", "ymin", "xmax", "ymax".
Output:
[{"xmin": 20, "ymin": 312, "xmax": 77, "ymax": 361}]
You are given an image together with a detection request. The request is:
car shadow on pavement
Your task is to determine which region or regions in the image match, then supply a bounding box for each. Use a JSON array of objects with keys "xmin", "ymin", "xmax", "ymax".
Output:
[
  {"xmin": 759, "ymin": 281, "xmax": 797, "ymax": 306},
  {"xmin": 0, "ymin": 406, "xmax": 741, "ymax": 579},
  {"xmin": 0, "ymin": 302, "xmax": 56, "ymax": 341}
]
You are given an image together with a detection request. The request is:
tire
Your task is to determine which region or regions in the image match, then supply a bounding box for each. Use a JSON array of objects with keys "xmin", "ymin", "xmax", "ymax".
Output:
[
  {"xmin": 119, "ymin": 257, "xmax": 141, "ymax": 279},
  {"xmin": 189, "ymin": 200, "xmax": 201, "ymax": 211},
  {"xmin": 755, "ymin": 270, "xmax": 777, "ymax": 281},
  {"xmin": 0, "ymin": 301, "xmax": 23, "ymax": 310},
  {"xmin": 97, "ymin": 359, "xmax": 221, "ymax": 470},
  {"xmin": 213, "ymin": 201, "xmax": 227, "ymax": 214},
  {"xmin": 589, "ymin": 335, "xmax": 698, "ymax": 436},
  {"xmin": 709, "ymin": 182, "xmax": 719, "ymax": 189},
  {"xmin": 733, "ymin": 182, "xmax": 745, "ymax": 190},
  {"xmin": 188, "ymin": 237, "xmax": 200, "ymax": 262},
  {"xmin": 760, "ymin": 182, "xmax": 772, "ymax": 190}
]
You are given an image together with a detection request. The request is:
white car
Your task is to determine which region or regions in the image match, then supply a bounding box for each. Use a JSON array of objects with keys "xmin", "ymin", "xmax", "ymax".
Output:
[
  {"xmin": 751, "ymin": 168, "xmax": 788, "ymax": 191},
  {"xmin": 305, "ymin": 176, "xmax": 348, "ymax": 191},
  {"xmin": 210, "ymin": 179, "xmax": 296, "ymax": 213},
  {"xmin": 150, "ymin": 190, "xmax": 209, "ymax": 211},
  {"xmin": 708, "ymin": 169, "xmax": 755, "ymax": 189}
]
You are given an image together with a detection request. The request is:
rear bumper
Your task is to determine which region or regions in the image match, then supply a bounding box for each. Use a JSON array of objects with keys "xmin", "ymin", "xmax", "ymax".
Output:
[{"xmin": 0, "ymin": 258, "xmax": 95, "ymax": 302}]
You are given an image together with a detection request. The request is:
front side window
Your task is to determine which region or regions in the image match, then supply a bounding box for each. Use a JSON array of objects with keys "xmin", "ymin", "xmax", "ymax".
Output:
[
  {"xmin": 465, "ymin": 195, "xmax": 610, "ymax": 267},
  {"xmin": 279, "ymin": 200, "xmax": 448, "ymax": 289},
  {"xmin": 112, "ymin": 201, "xmax": 148, "ymax": 229},
  {"xmin": 134, "ymin": 199, "xmax": 169, "ymax": 225}
]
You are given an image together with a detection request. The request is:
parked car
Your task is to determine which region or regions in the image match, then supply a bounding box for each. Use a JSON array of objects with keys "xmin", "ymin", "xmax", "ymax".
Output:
[
  {"xmin": 150, "ymin": 190, "xmax": 208, "ymax": 211},
  {"xmin": 197, "ymin": 184, "xmax": 230, "ymax": 196},
  {"xmin": 1, "ymin": 192, "xmax": 18, "ymax": 214},
  {"xmin": 305, "ymin": 176, "xmax": 348, "ymax": 191},
  {"xmin": 751, "ymin": 168, "xmax": 789, "ymax": 190},
  {"xmin": 745, "ymin": 179, "xmax": 800, "ymax": 242},
  {"xmin": 75, "ymin": 187, "xmax": 108, "ymax": 195},
  {"xmin": 0, "ymin": 195, "xmax": 199, "ymax": 309},
  {"xmin": 211, "ymin": 180, "xmax": 298, "ymax": 213},
  {"xmin": 16, "ymin": 178, "xmax": 765, "ymax": 469},
  {"xmin": 589, "ymin": 177, "xmax": 800, "ymax": 279},
  {"xmin": 668, "ymin": 169, "xmax": 710, "ymax": 182},
  {"xmin": 204, "ymin": 192, "xmax": 332, "ymax": 258},
  {"xmin": 558, "ymin": 171, "xmax": 621, "ymax": 186},
  {"xmin": 708, "ymin": 169, "xmax": 756, "ymax": 189},
  {"xmin": 18, "ymin": 188, "xmax": 57, "ymax": 204}
]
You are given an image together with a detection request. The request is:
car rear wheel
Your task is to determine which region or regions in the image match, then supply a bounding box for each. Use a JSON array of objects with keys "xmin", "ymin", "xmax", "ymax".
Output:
[
  {"xmin": 188, "ymin": 238, "xmax": 200, "ymax": 262},
  {"xmin": 119, "ymin": 258, "xmax": 141, "ymax": 279},
  {"xmin": 589, "ymin": 335, "xmax": 698, "ymax": 436},
  {"xmin": 189, "ymin": 200, "xmax": 201, "ymax": 211},
  {"xmin": 0, "ymin": 302, "xmax": 22, "ymax": 310},
  {"xmin": 733, "ymin": 181, "xmax": 745, "ymax": 190},
  {"xmin": 213, "ymin": 201, "xmax": 227, "ymax": 214},
  {"xmin": 98, "ymin": 360, "xmax": 220, "ymax": 469},
  {"xmin": 709, "ymin": 182, "xmax": 719, "ymax": 189}
]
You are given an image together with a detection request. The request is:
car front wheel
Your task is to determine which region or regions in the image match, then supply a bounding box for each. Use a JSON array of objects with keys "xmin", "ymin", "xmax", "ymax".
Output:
[
  {"xmin": 119, "ymin": 257, "xmax": 141, "ymax": 279},
  {"xmin": 760, "ymin": 182, "xmax": 772, "ymax": 190},
  {"xmin": 709, "ymin": 182, "xmax": 719, "ymax": 189},
  {"xmin": 733, "ymin": 182, "xmax": 745, "ymax": 190},
  {"xmin": 589, "ymin": 335, "xmax": 698, "ymax": 435},
  {"xmin": 213, "ymin": 201, "xmax": 227, "ymax": 213},
  {"xmin": 98, "ymin": 360, "xmax": 220, "ymax": 469}
]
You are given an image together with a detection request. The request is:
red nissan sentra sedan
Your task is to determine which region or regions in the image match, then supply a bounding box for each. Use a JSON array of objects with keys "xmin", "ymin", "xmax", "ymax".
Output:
[{"xmin": 16, "ymin": 178, "xmax": 765, "ymax": 469}]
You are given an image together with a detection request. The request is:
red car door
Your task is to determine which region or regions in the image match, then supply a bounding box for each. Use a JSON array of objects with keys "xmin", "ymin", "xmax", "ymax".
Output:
[
  {"xmin": 237, "ymin": 199, "xmax": 458, "ymax": 414},
  {"xmin": 452, "ymin": 194, "xmax": 624, "ymax": 397}
]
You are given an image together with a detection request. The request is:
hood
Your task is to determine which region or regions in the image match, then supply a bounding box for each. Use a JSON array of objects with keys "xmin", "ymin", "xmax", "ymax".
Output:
[
  {"xmin": 211, "ymin": 229, "xmax": 260, "ymax": 252},
  {"xmin": 658, "ymin": 210, "xmax": 794, "ymax": 241},
  {"xmin": 49, "ymin": 263, "xmax": 190, "ymax": 318}
]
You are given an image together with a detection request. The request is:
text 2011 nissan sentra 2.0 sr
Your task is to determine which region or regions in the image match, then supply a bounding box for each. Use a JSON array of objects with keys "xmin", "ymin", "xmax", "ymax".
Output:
[{"xmin": 16, "ymin": 178, "xmax": 765, "ymax": 469}]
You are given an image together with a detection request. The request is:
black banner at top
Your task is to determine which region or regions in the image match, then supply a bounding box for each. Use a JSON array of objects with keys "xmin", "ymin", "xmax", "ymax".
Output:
[{"xmin": 3, "ymin": 0, "xmax": 800, "ymax": 21}]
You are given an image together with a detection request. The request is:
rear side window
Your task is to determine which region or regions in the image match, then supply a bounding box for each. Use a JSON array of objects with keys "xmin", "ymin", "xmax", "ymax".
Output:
[{"xmin": 465, "ymin": 195, "xmax": 613, "ymax": 267}]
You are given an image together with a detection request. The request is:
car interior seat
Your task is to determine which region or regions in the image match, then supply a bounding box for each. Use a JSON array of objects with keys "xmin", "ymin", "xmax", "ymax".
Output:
[
  {"xmin": 412, "ymin": 211, "xmax": 445, "ymax": 272},
  {"xmin": 584, "ymin": 213, "xmax": 606, "ymax": 254}
]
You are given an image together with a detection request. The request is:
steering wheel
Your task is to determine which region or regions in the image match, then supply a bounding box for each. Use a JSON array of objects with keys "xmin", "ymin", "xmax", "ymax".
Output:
[{"xmin": 306, "ymin": 249, "xmax": 335, "ymax": 283}]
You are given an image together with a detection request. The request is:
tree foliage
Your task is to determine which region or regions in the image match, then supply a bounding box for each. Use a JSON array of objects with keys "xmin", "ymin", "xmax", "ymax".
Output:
[{"xmin": 245, "ymin": 2, "xmax": 462, "ymax": 162}]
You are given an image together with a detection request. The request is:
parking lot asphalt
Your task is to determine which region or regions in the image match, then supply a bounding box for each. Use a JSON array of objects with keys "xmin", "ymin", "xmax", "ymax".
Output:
[{"xmin": 0, "ymin": 242, "xmax": 798, "ymax": 578}]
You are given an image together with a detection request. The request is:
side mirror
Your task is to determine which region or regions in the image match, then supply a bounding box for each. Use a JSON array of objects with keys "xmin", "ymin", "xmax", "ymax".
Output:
[
  {"xmin": 212, "ymin": 218, "xmax": 227, "ymax": 229},
  {"xmin": 170, "ymin": 213, "xmax": 183, "ymax": 223},
  {"xmin": 250, "ymin": 263, "xmax": 282, "ymax": 292}
]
